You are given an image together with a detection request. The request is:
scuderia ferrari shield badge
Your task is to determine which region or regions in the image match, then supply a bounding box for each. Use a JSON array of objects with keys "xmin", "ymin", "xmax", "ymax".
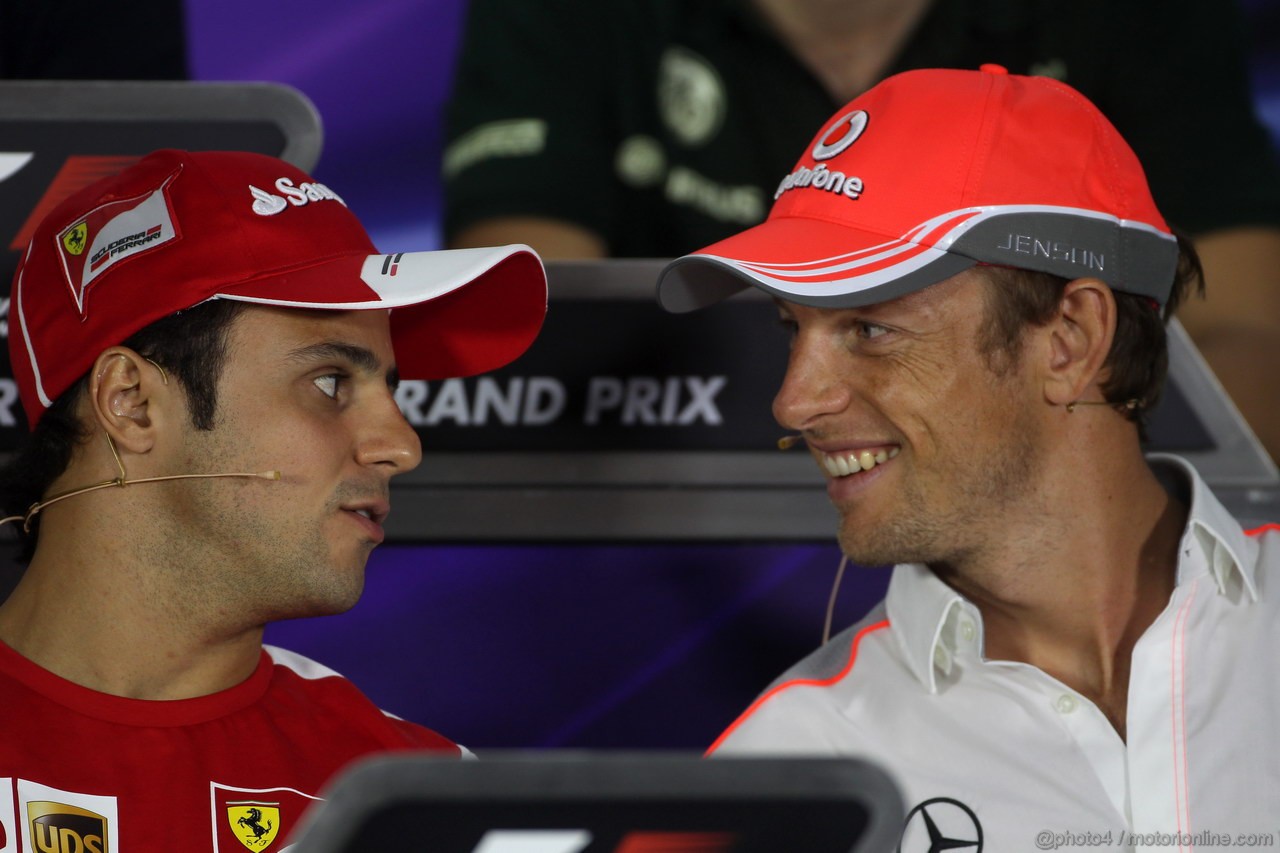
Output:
[
  {"xmin": 212, "ymin": 783, "xmax": 320, "ymax": 853},
  {"xmin": 226, "ymin": 803, "xmax": 280, "ymax": 850}
]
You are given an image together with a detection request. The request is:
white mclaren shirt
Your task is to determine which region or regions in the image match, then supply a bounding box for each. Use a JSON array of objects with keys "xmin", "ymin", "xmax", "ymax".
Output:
[{"xmin": 711, "ymin": 456, "xmax": 1280, "ymax": 852}]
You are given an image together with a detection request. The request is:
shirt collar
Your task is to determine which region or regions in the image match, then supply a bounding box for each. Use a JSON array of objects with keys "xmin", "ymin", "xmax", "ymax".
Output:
[
  {"xmin": 886, "ymin": 454, "xmax": 1258, "ymax": 693},
  {"xmin": 885, "ymin": 563, "xmax": 981, "ymax": 695},
  {"xmin": 1148, "ymin": 453, "xmax": 1259, "ymax": 602}
]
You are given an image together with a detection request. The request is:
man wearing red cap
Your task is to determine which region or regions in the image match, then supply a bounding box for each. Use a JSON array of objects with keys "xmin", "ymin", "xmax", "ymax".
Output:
[
  {"xmin": 658, "ymin": 66, "xmax": 1280, "ymax": 848},
  {"xmin": 0, "ymin": 150, "xmax": 546, "ymax": 850}
]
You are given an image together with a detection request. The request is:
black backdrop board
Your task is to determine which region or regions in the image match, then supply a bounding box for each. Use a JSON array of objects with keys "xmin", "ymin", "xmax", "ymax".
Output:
[
  {"xmin": 0, "ymin": 80, "xmax": 321, "ymax": 437},
  {"xmin": 393, "ymin": 299, "xmax": 788, "ymax": 452}
]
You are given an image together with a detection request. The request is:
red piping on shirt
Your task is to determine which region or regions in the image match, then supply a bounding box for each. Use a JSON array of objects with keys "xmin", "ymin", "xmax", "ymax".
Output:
[
  {"xmin": 1169, "ymin": 584, "xmax": 1197, "ymax": 848},
  {"xmin": 705, "ymin": 619, "xmax": 891, "ymax": 756},
  {"xmin": 1245, "ymin": 523, "xmax": 1280, "ymax": 537}
]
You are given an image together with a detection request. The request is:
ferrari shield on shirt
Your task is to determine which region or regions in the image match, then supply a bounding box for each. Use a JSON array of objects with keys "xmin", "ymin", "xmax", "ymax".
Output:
[{"xmin": 0, "ymin": 643, "xmax": 460, "ymax": 852}]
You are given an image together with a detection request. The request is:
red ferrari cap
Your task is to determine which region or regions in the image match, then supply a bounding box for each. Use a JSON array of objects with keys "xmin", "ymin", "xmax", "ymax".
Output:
[
  {"xmin": 10, "ymin": 149, "xmax": 547, "ymax": 428},
  {"xmin": 657, "ymin": 65, "xmax": 1178, "ymax": 312}
]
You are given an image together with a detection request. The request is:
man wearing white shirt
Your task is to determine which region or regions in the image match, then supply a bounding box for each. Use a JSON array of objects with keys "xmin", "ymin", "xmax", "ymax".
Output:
[{"xmin": 657, "ymin": 65, "xmax": 1280, "ymax": 851}]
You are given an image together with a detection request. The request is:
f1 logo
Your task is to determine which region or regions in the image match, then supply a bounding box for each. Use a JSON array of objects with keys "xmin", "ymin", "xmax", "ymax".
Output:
[
  {"xmin": 0, "ymin": 153, "xmax": 34, "ymax": 183},
  {"xmin": 472, "ymin": 831, "xmax": 591, "ymax": 853},
  {"xmin": 471, "ymin": 830, "xmax": 735, "ymax": 852}
]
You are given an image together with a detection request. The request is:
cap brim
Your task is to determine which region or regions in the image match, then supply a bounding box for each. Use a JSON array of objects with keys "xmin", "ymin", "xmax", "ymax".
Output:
[
  {"xmin": 657, "ymin": 215, "xmax": 976, "ymax": 313},
  {"xmin": 214, "ymin": 245, "xmax": 547, "ymax": 378}
]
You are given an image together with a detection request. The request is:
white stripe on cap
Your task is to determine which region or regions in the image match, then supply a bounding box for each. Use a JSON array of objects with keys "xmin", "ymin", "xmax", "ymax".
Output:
[
  {"xmin": 737, "ymin": 237, "xmax": 914, "ymax": 276},
  {"xmin": 14, "ymin": 244, "xmax": 53, "ymax": 409},
  {"xmin": 714, "ymin": 241, "xmax": 953, "ymax": 299},
  {"xmin": 210, "ymin": 245, "xmax": 538, "ymax": 311}
]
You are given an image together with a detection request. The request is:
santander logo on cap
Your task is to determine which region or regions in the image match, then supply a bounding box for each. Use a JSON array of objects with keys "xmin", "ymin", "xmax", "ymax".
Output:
[
  {"xmin": 772, "ymin": 109, "xmax": 870, "ymax": 203},
  {"xmin": 250, "ymin": 185, "xmax": 288, "ymax": 216},
  {"xmin": 249, "ymin": 177, "xmax": 346, "ymax": 217}
]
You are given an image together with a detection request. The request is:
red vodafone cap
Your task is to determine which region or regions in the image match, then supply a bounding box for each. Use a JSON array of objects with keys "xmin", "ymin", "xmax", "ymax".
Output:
[
  {"xmin": 10, "ymin": 149, "xmax": 547, "ymax": 428},
  {"xmin": 657, "ymin": 65, "xmax": 1178, "ymax": 313}
]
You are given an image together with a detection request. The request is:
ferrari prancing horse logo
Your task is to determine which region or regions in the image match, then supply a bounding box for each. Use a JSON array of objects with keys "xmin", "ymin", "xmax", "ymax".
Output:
[
  {"xmin": 226, "ymin": 803, "xmax": 280, "ymax": 850},
  {"xmin": 61, "ymin": 222, "xmax": 87, "ymax": 256}
]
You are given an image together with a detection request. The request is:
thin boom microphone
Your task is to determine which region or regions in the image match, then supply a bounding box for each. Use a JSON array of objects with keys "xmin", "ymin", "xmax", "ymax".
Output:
[{"xmin": 0, "ymin": 469, "xmax": 282, "ymax": 533}]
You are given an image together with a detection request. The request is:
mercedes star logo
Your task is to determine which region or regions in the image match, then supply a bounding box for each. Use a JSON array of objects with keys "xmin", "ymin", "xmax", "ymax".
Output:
[{"xmin": 898, "ymin": 797, "xmax": 984, "ymax": 853}]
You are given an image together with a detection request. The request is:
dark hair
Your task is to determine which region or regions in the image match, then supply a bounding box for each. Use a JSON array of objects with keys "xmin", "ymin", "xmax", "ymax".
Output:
[
  {"xmin": 975, "ymin": 232, "xmax": 1204, "ymax": 437},
  {"xmin": 0, "ymin": 299, "xmax": 247, "ymax": 561}
]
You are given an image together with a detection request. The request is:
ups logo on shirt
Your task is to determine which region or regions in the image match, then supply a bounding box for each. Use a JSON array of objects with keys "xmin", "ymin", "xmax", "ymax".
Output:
[{"xmin": 27, "ymin": 801, "xmax": 108, "ymax": 853}]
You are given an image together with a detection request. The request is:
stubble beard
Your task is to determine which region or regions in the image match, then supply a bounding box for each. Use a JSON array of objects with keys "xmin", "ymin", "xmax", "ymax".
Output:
[
  {"xmin": 834, "ymin": 417, "xmax": 1042, "ymax": 570},
  {"xmin": 157, "ymin": 455, "xmax": 370, "ymax": 630}
]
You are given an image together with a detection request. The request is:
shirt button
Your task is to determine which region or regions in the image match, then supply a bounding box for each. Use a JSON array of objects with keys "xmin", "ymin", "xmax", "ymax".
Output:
[
  {"xmin": 1054, "ymin": 694, "xmax": 1079, "ymax": 714},
  {"xmin": 959, "ymin": 620, "xmax": 976, "ymax": 642}
]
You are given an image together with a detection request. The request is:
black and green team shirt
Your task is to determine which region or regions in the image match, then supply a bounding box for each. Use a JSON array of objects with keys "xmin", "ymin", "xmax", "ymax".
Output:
[{"xmin": 444, "ymin": 0, "xmax": 1280, "ymax": 258}]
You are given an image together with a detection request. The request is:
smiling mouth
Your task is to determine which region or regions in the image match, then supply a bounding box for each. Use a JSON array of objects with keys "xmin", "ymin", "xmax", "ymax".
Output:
[{"xmin": 820, "ymin": 446, "xmax": 900, "ymax": 478}]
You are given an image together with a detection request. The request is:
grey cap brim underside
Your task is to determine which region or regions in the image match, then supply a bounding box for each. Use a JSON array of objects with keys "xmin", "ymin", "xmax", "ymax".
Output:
[{"xmin": 656, "ymin": 210, "xmax": 1178, "ymax": 313}]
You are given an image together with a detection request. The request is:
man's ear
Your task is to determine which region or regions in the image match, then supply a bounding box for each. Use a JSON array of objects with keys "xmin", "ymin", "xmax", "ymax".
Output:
[
  {"xmin": 87, "ymin": 348, "xmax": 173, "ymax": 454},
  {"xmin": 1041, "ymin": 278, "xmax": 1116, "ymax": 408}
]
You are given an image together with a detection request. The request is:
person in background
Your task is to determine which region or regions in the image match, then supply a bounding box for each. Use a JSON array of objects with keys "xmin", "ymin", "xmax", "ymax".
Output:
[
  {"xmin": 444, "ymin": 0, "xmax": 1280, "ymax": 460},
  {"xmin": 0, "ymin": 148, "xmax": 546, "ymax": 850},
  {"xmin": 654, "ymin": 64, "xmax": 1280, "ymax": 850}
]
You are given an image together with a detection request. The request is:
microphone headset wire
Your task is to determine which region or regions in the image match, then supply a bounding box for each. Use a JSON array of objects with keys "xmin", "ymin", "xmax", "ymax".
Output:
[
  {"xmin": 780, "ymin": 433, "xmax": 848, "ymax": 645},
  {"xmin": 0, "ymin": 432, "xmax": 279, "ymax": 533},
  {"xmin": 823, "ymin": 552, "xmax": 849, "ymax": 645}
]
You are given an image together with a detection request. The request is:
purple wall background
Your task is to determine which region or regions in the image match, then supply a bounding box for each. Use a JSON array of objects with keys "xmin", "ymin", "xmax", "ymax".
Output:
[
  {"xmin": 186, "ymin": 0, "xmax": 468, "ymax": 252},
  {"xmin": 182, "ymin": 0, "xmax": 1280, "ymax": 750},
  {"xmin": 264, "ymin": 544, "xmax": 890, "ymax": 750}
]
